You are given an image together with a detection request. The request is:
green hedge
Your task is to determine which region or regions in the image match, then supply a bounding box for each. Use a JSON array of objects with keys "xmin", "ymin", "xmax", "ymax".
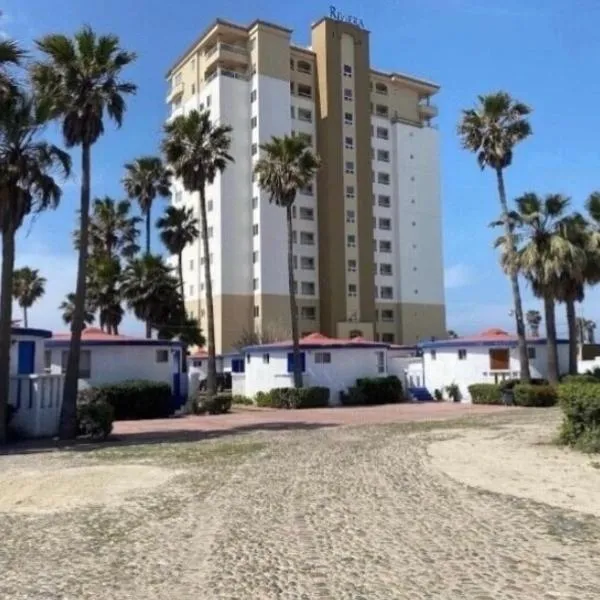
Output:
[
  {"xmin": 254, "ymin": 387, "xmax": 330, "ymax": 409},
  {"xmin": 561, "ymin": 374, "xmax": 600, "ymax": 384},
  {"xmin": 468, "ymin": 384, "xmax": 502, "ymax": 405},
  {"xmin": 557, "ymin": 383, "xmax": 600, "ymax": 452},
  {"xmin": 194, "ymin": 393, "xmax": 232, "ymax": 415},
  {"xmin": 79, "ymin": 380, "xmax": 173, "ymax": 421},
  {"xmin": 352, "ymin": 376, "xmax": 404, "ymax": 405},
  {"xmin": 513, "ymin": 384, "xmax": 557, "ymax": 407},
  {"xmin": 231, "ymin": 395, "xmax": 253, "ymax": 405}
]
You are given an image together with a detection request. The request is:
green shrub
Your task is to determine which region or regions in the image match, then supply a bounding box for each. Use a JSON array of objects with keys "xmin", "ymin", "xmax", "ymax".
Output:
[
  {"xmin": 194, "ymin": 393, "xmax": 232, "ymax": 415},
  {"xmin": 354, "ymin": 375, "xmax": 404, "ymax": 405},
  {"xmin": 76, "ymin": 397, "xmax": 114, "ymax": 439},
  {"xmin": 468, "ymin": 383, "xmax": 502, "ymax": 405},
  {"xmin": 87, "ymin": 380, "xmax": 172, "ymax": 421},
  {"xmin": 253, "ymin": 387, "xmax": 330, "ymax": 409},
  {"xmin": 561, "ymin": 374, "xmax": 600, "ymax": 384},
  {"xmin": 340, "ymin": 386, "xmax": 366, "ymax": 406},
  {"xmin": 557, "ymin": 382, "xmax": 600, "ymax": 452},
  {"xmin": 513, "ymin": 384, "xmax": 557, "ymax": 407},
  {"xmin": 433, "ymin": 389, "xmax": 443, "ymax": 402},
  {"xmin": 255, "ymin": 391, "xmax": 271, "ymax": 407},
  {"xmin": 445, "ymin": 383, "xmax": 461, "ymax": 403},
  {"xmin": 231, "ymin": 395, "xmax": 253, "ymax": 405},
  {"xmin": 500, "ymin": 378, "xmax": 548, "ymax": 391}
]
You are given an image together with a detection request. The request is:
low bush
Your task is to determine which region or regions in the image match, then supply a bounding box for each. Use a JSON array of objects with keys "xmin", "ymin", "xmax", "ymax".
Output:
[
  {"xmin": 468, "ymin": 383, "xmax": 502, "ymax": 405},
  {"xmin": 84, "ymin": 380, "xmax": 172, "ymax": 421},
  {"xmin": 231, "ymin": 395, "xmax": 253, "ymax": 405},
  {"xmin": 76, "ymin": 396, "xmax": 114, "ymax": 439},
  {"xmin": 433, "ymin": 389, "xmax": 443, "ymax": 402},
  {"xmin": 254, "ymin": 387, "xmax": 330, "ymax": 409},
  {"xmin": 500, "ymin": 378, "xmax": 548, "ymax": 391},
  {"xmin": 339, "ymin": 386, "xmax": 366, "ymax": 406},
  {"xmin": 513, "ymin": 384, "xmax": 557, "ymax": 407},
  {"xmin": 194, "ymin": 393, "xmax": 232, "ymax": 415},
  {"xmin": 557, "ymin": 382, "xmax": 600, "ymax": 452},
  {"xmin": 445, "ymin": 383, "xmax": 461, "ymax": 403},
  {"xmin": 354, "ymin": 375, "xmax": 404, "ymax": 405},
  {"xmin": 561, "ymin": 374, "xmax": 600, "ymax": 384}
]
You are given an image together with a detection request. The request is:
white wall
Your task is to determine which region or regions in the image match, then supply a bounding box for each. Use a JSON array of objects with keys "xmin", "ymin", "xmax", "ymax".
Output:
[
  {"xmin": 47, "ymin": 344, "xmax": 181, "ymax": 388},
  {"xmin": 423, "ymin": 344, "xmax": 569, "ymax": 402},
  {"xmin": 241, "ymin": 347, "xmax": 388, "ymax": 404}
]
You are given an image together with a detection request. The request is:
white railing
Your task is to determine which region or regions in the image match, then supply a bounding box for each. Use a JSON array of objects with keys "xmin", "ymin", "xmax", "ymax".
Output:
[
  {"xmin": 9, "ymin": 374, "xmax": 64, "ymax": 438},
  {"xmin": 205, "ymin": 68, "xmax": 249, "ymax": 84}
]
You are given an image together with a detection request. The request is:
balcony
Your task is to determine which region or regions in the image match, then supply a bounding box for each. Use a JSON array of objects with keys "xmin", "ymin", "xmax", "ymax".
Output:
[
  {"xmin": 166, "ymin": 81, "xmax": 184, "ymax": 104},
  {"xmin": 418, "ymin": 100, "xmax": 438, "ymax": 119},
  {"xmin": 204, "ymin": 42, "xmax": 249, "ymax": 71},
  {"xmin": 205, "ymin": 68, "xmax": 250, "ymax": 84}
]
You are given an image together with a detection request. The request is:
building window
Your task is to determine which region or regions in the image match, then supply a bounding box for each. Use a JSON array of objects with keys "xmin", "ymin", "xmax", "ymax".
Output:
[
  {"xmin": 528, "ymin": 346, "xmax": 536, "ymax": 359},
  {"xmin": 298, "ymin": 108, "xmax": 312, "ymax": 122},
  {"xmin": 293, "ymin": 255, "xmax": 298, "ymax": 269},
  {"xmin": 381, "ymin": 333, "xmax": 394, "ymax": 344},
  {"xmin": 156, "ymin": 349, "xmax": 169, "ymax": 364},
  {"xmin": 301, "ymin": 306, "xmax": 316, "ymax": 320},
  {"xmin": 378, "ymin": 195, "xmax": 391, "ymax": 208},
  {"xmin": 252, "ymin": 251, "xmax": 259, "ymax": 263},
  {"xmin": 345, "ymin": 161, "xmax": 354, "ymax": 174},
  {"xmin": 253, "ymin": 277, "xmax": 259, "ymax": 290},
  {"xmin": 300, "ymin": 231, "xmax": 314, "ymax": 245},
  {"xmin": 376, "ymin": 126, "xmax": 389, "ymax": 140},
  {"xmin": 297, "ymin": 84, "xmax": 312, "ymax": 98},
  {"xmin": 346, "ymin": 185, "xmax": 355, "ymax": 198},
  {"xmin": 290, "ymin": 106, "xmax": 295, "ymax": 119},
  {"xmin": 458, "ymin": 349, "xmax": 467, "ymax": 360},
  {"xmin": 345, "ymin": 136, "xmax": 354, "ymax": 149},
  {"xmin": 343, "ymin": 64, "xmax": 352, "ymax": 77},
  {"xmin": 299, "ymin": 207, "xmax": 314, "ymax": 221},
  {"xmin": 300, "ymin": 256, "xmax": 315, "ymax": 270},
  {"xmin": 301, "ymin": 281, "xmax": 315, "ymax": 295},
  {"xmin": 253, "ymin": 224, "xmax": 259, "ymax": 236},
  {"xmin": 379, "ymin": 240, "xmax": 392, "ymax": 253},
  {"xmin": 250, "ymin": 90, "xmax": 257, "ymax": 104},
  {"xmin": 251, "ymin": 116, "xmax": 257, "ymax": 128},
  {"xmin": 379, "ymin": 218, "xmax": 391, "ymax": 230},
  {"xmin": 207, "ymin": 226, "xmax": 213, "ymax": 238},
  {"xmin": 430, "ymin": 349, "xmax": 437, "ymax": 360},
  {"xmin": 251, "ymin": 143, "xmax": 258, "ymax": 156},
  {"xmin": 347, "ymin": 235, "xmax": 356, "ymax": 248},
  {"xmin": 315, "ymin": 351, "xmax": 332, "ymax": 364},
  {"xmin": 376, "ymin": 351, "xmax": 385, "ymax": 373},
  {"xmin": 344, "ymin": 88, "xmax": 353, "ymax": 101},
  {"xmin": 344, "ymin": 112, "xmax": 353, "ymax": 125},
  {"xmin": 375, "ymin": 82, "xmax": 388, "ymax": 95},
  {"xmin": 346, "ymin": 210, "xmax": 355, "ymax": 223},
  {"xmin": 348, "ymin": 284, "xmax": 357, "ymax": 297},
  {"xmin": 379, "ymin": 263, "xmax": 392, "ymax": 276},
  {"xmin": 300, "ymin": 184, "xmax": 314, "ymax": 196},
  {"xmin": 290, "ymin": 58, "xmax": 295, "ymax": 70},
  {"xmin": 377, "ymin": 149, "xmax": 390, "ymax": 162},
  {"xmin": 347, "ymin": 259, "xmax": 357, "ymax": 272},
  {"xmin": 61, "ymin": 350, "xmax": 92, "ymax": 378},
  {"xmin": 381, "ymin": 309, "xmax": 393, "ymax": 322},
  {"xmin": 297, "ymin": 60, "xmax": 312, "ymax": 74},
  {"xmin": 375, "ymin": 104, "xmax": 389, "ymax": 117},
  {"xmin": 263, "ymin": 353, "xmax": 270, "ymax": 364},
  {"xmin": 297, "ymin": 132, "xmax": 313, "ymax": 146},
  {"xmin": 252, "ymin": 196, "xmax": 258, "ymax": 209},
  {"xmin": 254, "ymin": 305, "xmax": 260, "ymax": 317},
  {"xmin": 380, "ymin": 286, "xmax": 393, "ymax": 299},
  {"xmin": 292, "ymin": 230, "xmax": 298, "ymax": 243},
  {"xmin": 377, "ymin": 172, "xmax": 390, "ymax": 185}
]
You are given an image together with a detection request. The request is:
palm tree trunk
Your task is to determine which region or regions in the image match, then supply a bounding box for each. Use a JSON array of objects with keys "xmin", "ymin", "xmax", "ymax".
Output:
[
  {"xmin": 178, "ymin": 251, "xmax": 185, "ymax": 305},
  {"xmin": 145, "ymin": 207, "xmax": 151, "ymax": 256},
  {"xmin": 23, "ymin": 306, "xmax": 27, "ymax": 328},
  {"xmin": 145, "ymin": 320, "xmax": 151, "ymax": 339},
  {"xmin": 287, "ymin": 205, "xmax": 302, "ymax": 388},
  {"xmin": 0, "ymin": 227, "xmax": 16, "ymax": 444},
  {"xmin": 566, "ymin": 297, "xmax": 578, "ymax": 375},
  {"xmin": 199, "ymin": 186, "xmax": 216, "ymax": 397},
  {"xmin": 544, "ymin": 295, "xmax": 559, "ymax": 384},
  {"xmin": 496, "ymin": 168, "xmax": 530, "ymax": 383},
  {"xmin": 60, "ymin": 142, "xmax": 91, "ymax": 440}
]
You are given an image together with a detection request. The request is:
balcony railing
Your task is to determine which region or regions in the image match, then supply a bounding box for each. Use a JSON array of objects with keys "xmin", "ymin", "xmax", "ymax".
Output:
[
  {"xmin": 166, "ymin": 81, "xmax": 184, "ymax": 103},
  {"xmin": 205, "ymin": 68, "xmax": 250, "ymax": 84}
]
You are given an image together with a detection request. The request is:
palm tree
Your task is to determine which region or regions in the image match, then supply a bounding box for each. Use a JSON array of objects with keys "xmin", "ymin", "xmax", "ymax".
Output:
[
  {"xmin": 59, "ymin": 292, "xmax": 95, "ymax": 328},
  {"xmin": 162, "ymin": 109, "xmax": 233, "ymax": 398},
  {"xmin": 121, "ymin": 254, "xmax": 179, "ymax": 338},
  {"xmin": 0, "ymin": 39, "xmax": 25, "ymax": 97},
  {"xmin": 586, "ymin": 320, "xmax": 597, "ymax": 344},
  {"xmin": 525, "ymin": 310, "xmax": 542, "ymax": 338},
  {"xmin": 87, "ymin": 256, "xmax": 124, "ymax": 335},
  {"xmin": 123, "ymin": 156, "xmax": 171, "ymax": 255},
  {"xmin": 576, "ymin": 317, "xmax": 587, "ymax": 346},
  {"xmin": 447, "ymin": 330, "xmax": 459, "ymax": 339},
  {"xmin": 157, "ymin": 206, "xmax": 199, "ymax": 302},
  {"xmin": 253, "ymin": 135, "xmax": 321, "ymax": 388},
  {"xmin": 0, "ymin": 92, "xmax": 70, "ymax": 443},
  {"xmin": 12, "ymin": 267, "xmax": 46, "ymax": 327},
  {"xmin": 458, "ymin": 92, "xmax": 532, "ymax": 382},
  {"xmin": 31, "ymin": 26, "xmax": 136, "ymax": 439}
]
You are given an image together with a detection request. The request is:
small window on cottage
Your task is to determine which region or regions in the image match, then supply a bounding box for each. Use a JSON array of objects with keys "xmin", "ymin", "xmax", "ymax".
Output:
[
  {"xmin": 262, "ymin": 353, "xmax": 270, "ymax": 364},
  {"xmin": 458, "ymin": 349, "xmax": 467, "ymax": 360},
  {"xmin": 430, "ymin": 349, "xmax": 437, "ymax": 360},
  {"xmin": 528, "ymin": 346, "xmax": 536, "ymax": 359},
  {"xmin": 376, "ymin": 351, "xmax": 385, "ymax": 373},
  {"xmin": 156, "ymin": 349, "xmax": 169, "ymax": 363},
  {"xmin": 314, "ymin": 352, "xmax": 331, "ymax": 364}
]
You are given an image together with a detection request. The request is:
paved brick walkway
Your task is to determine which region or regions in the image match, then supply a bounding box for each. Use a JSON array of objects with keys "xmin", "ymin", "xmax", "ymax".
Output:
[{"xmin": 113, "ymin": 402, "xmax": 514, "ymax": 442}]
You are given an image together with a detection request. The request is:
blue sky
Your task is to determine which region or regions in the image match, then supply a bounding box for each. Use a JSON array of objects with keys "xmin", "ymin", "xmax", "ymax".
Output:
[{"xmin": 2, "ymin": 0, "xmax": 600, "ymax": 337}]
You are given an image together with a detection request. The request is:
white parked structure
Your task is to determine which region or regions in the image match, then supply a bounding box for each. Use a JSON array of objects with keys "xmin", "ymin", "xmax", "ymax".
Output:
[
  {"xmin": 419, "ymin": 328, "xmax": 570, "ymax": 402},
  {"xmin": 232, "ymin": 332, "xmax": 389, "ymax": 403},
  {"xmin": 45, "ymin": 328, "xmax": 186, "ymax": 404}
]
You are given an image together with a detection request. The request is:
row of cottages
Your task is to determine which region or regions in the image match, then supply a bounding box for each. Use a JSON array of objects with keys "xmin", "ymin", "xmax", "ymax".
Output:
[{"xmin": 418, "ymin": 328, "xmax": 570, "ymax": 401}]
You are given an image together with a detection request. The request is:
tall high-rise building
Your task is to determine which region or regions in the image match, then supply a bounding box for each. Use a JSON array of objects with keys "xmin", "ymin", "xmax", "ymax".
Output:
[{"xmin": 165, "ymin": 15, "xmax": 446, "ymax": 353}]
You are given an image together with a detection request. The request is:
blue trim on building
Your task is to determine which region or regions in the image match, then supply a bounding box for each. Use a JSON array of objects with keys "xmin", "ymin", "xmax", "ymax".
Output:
[
  {"xmin": 46, "ymin": 339, "xmax": 184, "ymax": 348},
  {"xmin": 242, "ymin": 342, "xmax": 389, "ymax": 353},
  {"xmin": 418, "ymin": 338, "xmax": 569, "ymax": 349},
  {"xmin": 11, "ymin": 327, "xmax": 52, "ymax": 339}
]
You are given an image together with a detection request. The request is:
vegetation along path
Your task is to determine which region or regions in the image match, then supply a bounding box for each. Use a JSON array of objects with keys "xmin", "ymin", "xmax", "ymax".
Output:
[{"xmin": 1, "ymin": 408, "xmax": 599, "ymax": 599}]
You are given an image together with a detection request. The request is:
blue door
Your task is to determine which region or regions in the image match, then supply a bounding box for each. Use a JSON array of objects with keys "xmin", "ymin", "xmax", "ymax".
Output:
[{"xmin": 17, "ymin": 341, "xmax": 35, "ymax": 375}]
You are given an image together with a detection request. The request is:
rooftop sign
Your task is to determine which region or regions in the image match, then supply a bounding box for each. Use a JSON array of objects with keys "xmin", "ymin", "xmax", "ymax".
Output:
[{"xmin": 329, "ymin": 5, "xmax": 365, "ymax": 29}]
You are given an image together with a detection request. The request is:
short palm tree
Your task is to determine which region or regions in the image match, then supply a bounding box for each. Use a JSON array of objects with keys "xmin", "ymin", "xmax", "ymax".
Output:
[
  {"xmin": 59, "ymin": 292, "xmax": 95, "ymax": 328},
  {"xmin": 121, "ymin": 254, "xmax": 179, "ymax": 338},
  {"xmin": 123, "ymin": 156, "xmax": 171, "ymax": 255},
  {"xmin": 458, "ymin": 92, "xmax": 532, "ymax": 382},
  {"xmin": 31, "ymin": 26, "xmax": 136, "ymax": 439},
  {"xmin": 0, "ymin": 92, "xmax": 70, "ymax": 443},
  {"xmin": 253, "ymin": 135, "xmax": 321, "ymax": 388},
  {"xmin": 12, "ymin": 267, "xmax": 46, "ymax": 327},
  {"xmin": 157, "ymin": 206, "xmax": 199, "ymax": 302},
  {"xmin": 447, "ymin": 330, "xmax": 459, "ymax": 339},
  {"xmin": 525, "ymin": 309, "xmax": 542, "ymax": 338},
  {"xmin": 162, "ymin": 109, "xmax": 233, "ymax": 397},
  {"xmin": 87, "ymin": 256, "xmax": 124, "ymax": 335},
  {"xmin": 0, "ymin": 39, "xmax": 25, "ymax": 97}
]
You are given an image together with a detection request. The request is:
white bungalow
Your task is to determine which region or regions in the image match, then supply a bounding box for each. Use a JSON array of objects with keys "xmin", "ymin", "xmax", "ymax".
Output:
[
  {"xmin": 45, "ymin": 328, "xmax": 186, "ymax": 407},
  {"xmin": 418, "ymin": 328, "xmax": 569, "ymax": 402},
  {"xmin": 233, "ymin": 333, "xmax": 390, "ymax": 404}
]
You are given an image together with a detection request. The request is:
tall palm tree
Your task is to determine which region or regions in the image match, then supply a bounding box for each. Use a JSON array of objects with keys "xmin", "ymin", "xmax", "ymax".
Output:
[
  {"xmin": 87, "ymin": 256, "xmax": 124, "ymax": 335},
  {"xmin": 458, "ymin": 92, "xmax": 533, "ymax": 382},
  {"xmin": 59, "ymin": 292, "xmax": 95, "ymax": 328},
  {"xmin": 157, "ymin": 206, "xmax": 199, "ymax": 302},
  {"xmin": 253, "ymin": 135, "xmax": 321, "ymax": 388},
  {"xmin": 525, "ymin": 309, "xmax": 542, "ymax": 338},
  {"xmin": 12, "ymin": 267, "xmax": 46, "ymax": 327},
  {"xmin": 31, "ymin": 27, "xmax": 136, "ymax": 439},
  {"xmin": 122, "ymin": 156, "xmax": 171, "ymax": 255},
  {"xmin": 121, "ymin": 254, "xmax": 179, "ymax": 338},
  {"xmin": 162, "ymin": 109, "xmax": 233, "ymax": 398},
  {"xmin": 0, "ymin": 39, "xmax": 25, "ymax": 97},
  {"xmin": 0, "ymin": 92, "xmax": 70, "ymax": 444}
]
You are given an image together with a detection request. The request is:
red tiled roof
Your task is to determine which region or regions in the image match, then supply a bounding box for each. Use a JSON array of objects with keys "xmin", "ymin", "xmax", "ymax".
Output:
[
  {"xmin": 52, "ymin": 327, "xmax": 141, "ymax": 342},
  {"xmin": 188, "ymin": 348, "xmax": 209, "ymax": 359},
  {"xmin": 248, "ymin": 332, "xmax": 387, "ymax": 350}
]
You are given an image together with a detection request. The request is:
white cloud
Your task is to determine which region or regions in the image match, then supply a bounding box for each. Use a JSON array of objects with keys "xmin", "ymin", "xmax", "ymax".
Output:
[{"xmin": 444, "ymin": 263, "xmax": 474, "ymax": 289}]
